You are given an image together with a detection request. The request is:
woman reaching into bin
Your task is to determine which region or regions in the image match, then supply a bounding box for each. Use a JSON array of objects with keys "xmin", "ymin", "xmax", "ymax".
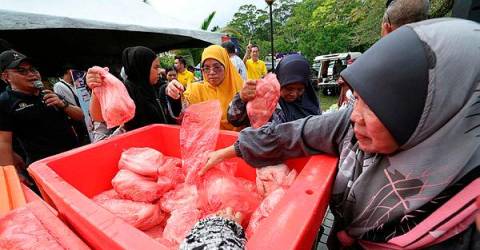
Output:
[
  {"xmin": 164, "ymin": 45, "xmax": 245, "ymax": 131},
  {"xmin": 227, "ymin": 53, "xmax": 321, "ymax": 127},
  {"xmin": 199, "ymin": 19, "xmax": 480, "ymax": 249}
]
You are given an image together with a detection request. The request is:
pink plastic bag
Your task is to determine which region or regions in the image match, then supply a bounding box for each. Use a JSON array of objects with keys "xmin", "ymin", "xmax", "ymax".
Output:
[
  {"xmin": 180, "ymin": 100, "xmax": 222, "ymax": 184},
  {"xmin": 246, "ymin": 188, "xmax": 286, "ymax": 238},
  {"xmin": 200, "ymin": 169, "xmax": 261, "ymax": 223},
  {"xmin": 159, "ymin": 184, "xmax": 200, "ymax": 213},
  {"xmin": 247, "ymin": 73, "xmax": 280, "ymax": 128},
  {"xmin": 118, "ymin": 147, "xmax": 164, "ymax": 177},
  {"xmin": 93, "ymin": 189, "xmax": 165, "ymax": 230},
  {"xmin": 256, "ymin": 164, "xmax": 297, "ymax": 197},
  {"xmin": 112, "ymin": 169, "xmax": 169, "ymax": 202},
  {"xmin": 163, "ymin": 207, "xmax": 202, "ymax": 247},
  {"xmin": 91, "ymin": 66, "xmax": 135, "ymax": 128},
  {"xmin": 157, "ymin": 156, "xmax": 185, "ymax": 189},
  {"xmin": 91, "ymin": 188, "xmax": 121, "ymax": 202},
  {"xmin": 143, "ymin": 224, "xmax": 165, "ymax": 241},
  {"xmin": 0, "ymin": 206, "xmax": 63, "ymax": 249}
]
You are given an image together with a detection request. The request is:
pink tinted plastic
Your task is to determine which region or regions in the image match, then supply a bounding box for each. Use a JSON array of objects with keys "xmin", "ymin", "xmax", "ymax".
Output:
[
  {"xmin": 157, "ymin": 156, "xmax": 184, "ymax": 188},
  {"xmin": 92, "ymin": 66, "xmax": 135, "ymax": 128},
  {"xmin": 0, "ymin": 201, "xmax": 89, "ymax": 250},
  {"xmin": 200, "ymin": 169, "xmax": 261, "ymax": 224},
  {"xmin": 118, "ymin": 147, "xmax": 164, "ymax": 177},
  {"xmin": 247, "ymin": 73, "xmax": 281, "ymax": 128},
  {"xmin": 160, "ymin": 184, "xmax": 199, "ymax": 213},
  {"xmin": 180, "ymin": 101, "xmax": 222, "ymax": 184},
  {"xmin": 256, "ymin": 164, "xmax": 298, "ymax": 197},
  {"xmin": 112, "ymin": 169, "xmax": 168, "ymax": 202},
  {"xmin": 0, "ymin": 206, "xmax": 63, "ymax": 249},
  {"xmin": 246, "ymin": 188, "xmax": 286, "ymax": 238},
  {"xmin": 163, "ymin": 207, "xmax": 202, "ymax": 247},
  {"xmin": 93, "ymin": 189, "xmax": 165, "ymax": 230},
  {"xmin": 28, "ymin": 124, "xmax": 338, "ymax": 250}
]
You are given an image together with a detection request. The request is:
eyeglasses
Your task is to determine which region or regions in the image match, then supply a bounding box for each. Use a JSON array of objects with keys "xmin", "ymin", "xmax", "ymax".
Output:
[
  {"xmin": 11, "ymin": 67, "xmax": 39, "ymax": 76},
  {"xmin": 284, "ymin": 87, "xmax": 305, "ymax": 95},
  {"xmin": 201, "ymin": 65, "xmax": 224, "ymax": 74}
]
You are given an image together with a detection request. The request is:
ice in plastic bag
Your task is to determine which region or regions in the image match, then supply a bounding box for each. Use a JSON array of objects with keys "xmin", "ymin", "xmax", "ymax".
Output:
[
  {"xmin": 159, "ymin": 184, "xmax": 200, "ymax": 213},
  {"xmin": 0, "ymin": 206, "xmax": 63, "ymax": 249},
  {"xmin": 180, "ymin": 100, "xmax": 222, "ymax": 183},
  {"xmin": 93, "ymin": 189, "xmax": 165, "ymax": 230},
  {"xmin": 200, "ymin": 169, "xmax": 261, "ymax": 224},
  {"xmin": 162, "ymin": 207, "xmax": 202, "ymax": 247},
  {"xmin": 247, "ymin": 73, "xmax": 280, "ymax": 128},
  {"xmin": 256, "ymin": 163, "xmax": 297, "ymax": 197},
  {"xmin": 246, "ymin": 188, "xmax": 286, "ymax": 238},
  {"xmin": 118, "ymin": 147, "xmax": 164, "ymax": 177},
  {"xmin": 112, "ymin": 169, "xmax": 168, "ymax": 202},
  {"xmin": 91, "ymin": 66, "xmax": 135, "ymax": 128},
  {"xmin": 157, "ymin": 156, "xmax": 184, "ymax": 190}
]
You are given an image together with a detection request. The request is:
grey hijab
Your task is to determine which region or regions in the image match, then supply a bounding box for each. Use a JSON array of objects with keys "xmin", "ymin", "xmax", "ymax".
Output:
[{"xmin": 336, "ymin": 18, "xmax": 480, "ymax": 238}]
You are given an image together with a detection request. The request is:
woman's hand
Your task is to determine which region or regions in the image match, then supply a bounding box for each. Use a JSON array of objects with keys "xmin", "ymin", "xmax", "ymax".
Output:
[
  {"xmin": 86, "ymin": 66, "xmax": 108, "ymax": 89},
  {"xmin": 216, "ymin": 207, "xmax": 244, "ymax": 225},
  {"xmin": 240, "ymin": 80, "xmax": 257, "ymax": 102},
  {"xmin": 199, "ymin": 145, "xmax": 237, "ymax": 176},
  {"xmin": 166, "ymin": 80, "xmax": 184, "ymax": 99}
]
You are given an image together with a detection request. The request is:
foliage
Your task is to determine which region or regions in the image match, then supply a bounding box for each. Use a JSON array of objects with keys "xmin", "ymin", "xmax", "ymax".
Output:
[
  {"xmin": 430, "ymin": 0, "xmax": 454, "ymax": 18},
  {"xmin": 158, "ymin": 52, "xmax": 175, "ymax": 69},
  {"xmin": 224, "ymin": 0, "xmax": 454, "ymax": 63}
]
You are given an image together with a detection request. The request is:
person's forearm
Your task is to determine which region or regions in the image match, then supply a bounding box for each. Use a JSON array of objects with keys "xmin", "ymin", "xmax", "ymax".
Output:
[
  {"xmin": 64, "ymin": 105, "xmax": 84, "ymax": 121},
  {"xmin": 89, "ymin": 91, "xmax": 104, "ymax": 122},
  {"xmin": 243, "ymin": 53, "xmax": 250, "ymax": 64},
  {"xmin": 219, "ymin": 145, "xmax": 237, "ymax": 160}
]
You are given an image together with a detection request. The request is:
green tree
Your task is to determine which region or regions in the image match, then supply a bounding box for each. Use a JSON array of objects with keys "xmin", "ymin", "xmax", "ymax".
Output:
[{"xmin": 224, "ymin": 0, "xmax": 454, "ymax": 64}]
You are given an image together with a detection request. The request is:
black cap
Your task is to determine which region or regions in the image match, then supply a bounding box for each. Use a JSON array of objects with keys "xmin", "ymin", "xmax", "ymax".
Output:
[{"xmin": 0, "ymin": 50, "xmax": 30, "ymax": 72}]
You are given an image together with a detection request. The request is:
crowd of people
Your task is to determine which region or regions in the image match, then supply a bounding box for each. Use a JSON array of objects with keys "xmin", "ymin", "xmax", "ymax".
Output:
[{"xmin": 0, "ymin": 0, "xmax": 479, "ymax": 249}]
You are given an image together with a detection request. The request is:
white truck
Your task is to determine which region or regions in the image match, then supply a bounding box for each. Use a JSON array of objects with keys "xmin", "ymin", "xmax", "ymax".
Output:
[{"xmin": 311, "ymin": 52, "xmax": 361, "ymax": 95}]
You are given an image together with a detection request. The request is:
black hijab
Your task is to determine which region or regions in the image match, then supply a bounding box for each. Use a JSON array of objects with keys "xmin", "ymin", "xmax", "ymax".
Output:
[
  {"xmin": 341, "ymin": 27, "xmax": 429, "ymax": 146},
  {"xmin": 275, "ymin": 54, "xmax": 321, "ymax": 122},
  {"xmin": 122, "ymin": 46, "xmax": 167, "ymax": 130}
]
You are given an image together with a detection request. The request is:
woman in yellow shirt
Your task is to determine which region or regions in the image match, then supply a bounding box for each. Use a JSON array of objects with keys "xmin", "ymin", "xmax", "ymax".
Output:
[{"xmin": 166, "ymin": 45, "xmax": 247, "ymax": 131}]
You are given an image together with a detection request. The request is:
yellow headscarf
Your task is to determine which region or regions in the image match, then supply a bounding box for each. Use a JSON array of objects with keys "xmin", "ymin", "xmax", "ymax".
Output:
[{"xmin": 184, "ymin": 45, "xmax": 244, "ymax": 131}]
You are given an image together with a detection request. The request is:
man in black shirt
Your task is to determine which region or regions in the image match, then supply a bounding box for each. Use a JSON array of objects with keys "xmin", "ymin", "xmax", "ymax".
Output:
[{"xmin": 0, "ymin": 50, "xmax": 84, "ymax": 169}]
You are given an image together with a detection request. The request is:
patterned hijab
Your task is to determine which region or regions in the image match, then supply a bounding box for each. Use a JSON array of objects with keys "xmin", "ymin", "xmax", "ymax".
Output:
[{"xmin": 335, "ymin": 18, "xmax": 480, "ymax": 239}]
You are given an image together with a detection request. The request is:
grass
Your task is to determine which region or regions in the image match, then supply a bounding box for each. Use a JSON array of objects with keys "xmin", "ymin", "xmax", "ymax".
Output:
[{"xmin": 317, "ymin": 91, "xmax": 338, "ymax": 111}]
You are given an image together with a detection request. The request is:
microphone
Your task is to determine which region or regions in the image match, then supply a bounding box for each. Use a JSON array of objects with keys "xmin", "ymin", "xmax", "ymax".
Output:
[
  {"xmin": 33, "ymin": 80, "xmax": 44, "ymax": 89},
  {"xmin": 33, "ymin": 80, "xmax": 59, "ymax": 111},
  {"xmin": 33, "ymin": 80, "xmax": 46, "ymax": 101}
]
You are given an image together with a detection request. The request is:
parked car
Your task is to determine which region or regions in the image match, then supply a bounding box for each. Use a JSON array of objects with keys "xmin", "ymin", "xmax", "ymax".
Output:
[
  {"xmin": 311, "ymin": 52, "xmax": 361, "ymax": 95},
  {"xmin": 264, "ymin": 54, "xmax": 283, "ymax": 72}
]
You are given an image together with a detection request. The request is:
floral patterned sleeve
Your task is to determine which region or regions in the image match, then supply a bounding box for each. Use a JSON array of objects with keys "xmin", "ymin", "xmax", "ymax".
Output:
[{"xmin": 227, "ymin": 93, "xmax": 251, "ymax": 127}]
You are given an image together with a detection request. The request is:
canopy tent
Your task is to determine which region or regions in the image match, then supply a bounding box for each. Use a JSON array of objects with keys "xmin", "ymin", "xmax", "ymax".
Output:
[{"xmin": 0, "ymin": 0, "xmax": 223, "ymax": 75}]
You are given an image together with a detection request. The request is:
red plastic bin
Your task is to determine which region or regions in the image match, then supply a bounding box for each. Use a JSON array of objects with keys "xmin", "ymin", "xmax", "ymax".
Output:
[{"xmin": 28, "ymin": 124, "xmax": 337, "ymax": 250}]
